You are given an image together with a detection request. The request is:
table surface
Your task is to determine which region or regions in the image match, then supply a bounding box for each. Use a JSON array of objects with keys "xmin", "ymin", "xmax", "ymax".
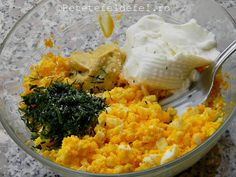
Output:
[{"xmin": 0, "ymin": 0, "xmax": 236, "ymax": 177}]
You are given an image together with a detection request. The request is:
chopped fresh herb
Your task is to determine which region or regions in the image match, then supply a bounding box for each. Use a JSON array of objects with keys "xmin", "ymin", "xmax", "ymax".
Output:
[
  {"xmin": 29, "ymin": 77, "xmax": 39, "ymax": 81},
  {"xmin": 90, "ymin": 81, "xmax": 105, "ymax": 84},
  {"xmin": 88, "ymin": 75, "xmax": 96, "ymax": 78},
  {"xmin": 68, "ymin": 72, "xmax": 74, "ymax": 77},
  {"xmin": 108, "ymin": 91, "xmax": 113, "ymax": 101},
  {"xmin": 19, "ymin": 82, "xmax": 107, "ymax": 148},
  {"xmin": 89, "ymin": 69, "xmax": 107, "ymax": 85},
  {"xmin": 29, "ymin": 84, "xmax": 38, "ymax": 90}
]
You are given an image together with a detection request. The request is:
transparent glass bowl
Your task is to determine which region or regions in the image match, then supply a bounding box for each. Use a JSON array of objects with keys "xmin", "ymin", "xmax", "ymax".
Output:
[{"xmin": 0, "ymin": 0, "xmax": 236, "ymax": 176}]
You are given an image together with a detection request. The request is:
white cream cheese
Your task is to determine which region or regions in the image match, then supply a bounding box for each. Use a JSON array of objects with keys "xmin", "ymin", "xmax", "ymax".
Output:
[{"xmin": 122, "ymin": 15, "xmax": 220, "ymax": 91}]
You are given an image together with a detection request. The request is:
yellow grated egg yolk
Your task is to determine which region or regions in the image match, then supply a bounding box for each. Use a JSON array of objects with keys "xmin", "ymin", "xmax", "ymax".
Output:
[
  {"xmin": 41, "ymin": 81, "xmax": 225, "ymax": 174},
  {"xmin": 24, "ymin": 50, "xmax": 227, "ymax": 174}
]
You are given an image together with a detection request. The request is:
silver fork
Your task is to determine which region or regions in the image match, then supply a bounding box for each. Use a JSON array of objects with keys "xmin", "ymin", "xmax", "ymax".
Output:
[{"xmin": 160, "ymin": 40, "xmax": 236, "ymax": 113}]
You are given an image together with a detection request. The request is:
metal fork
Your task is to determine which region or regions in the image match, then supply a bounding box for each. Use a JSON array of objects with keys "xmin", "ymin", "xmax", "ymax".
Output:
[{"xmin": 160, "ymin": 40, "xmax": 236, "ymax": 113}]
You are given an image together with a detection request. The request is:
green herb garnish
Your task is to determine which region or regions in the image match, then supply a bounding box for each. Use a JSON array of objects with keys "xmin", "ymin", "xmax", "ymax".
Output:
[{"xmin": 19, "ymin": 82, "xmax": 107, "ymax": 148}]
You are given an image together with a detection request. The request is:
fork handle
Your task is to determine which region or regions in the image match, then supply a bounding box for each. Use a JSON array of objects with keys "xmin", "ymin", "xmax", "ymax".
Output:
[{"xmin": 214, "ymin": 40, "xmax": 236, "ymax": 73}]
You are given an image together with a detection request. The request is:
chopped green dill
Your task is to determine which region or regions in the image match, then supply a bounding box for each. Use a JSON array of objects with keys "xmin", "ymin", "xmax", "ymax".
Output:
[
  {"xmin": 90, "ymin": 81, "xmax": 104, "ymax": 84},
  {"xmin": 19, "ymin": 82, "xmax": 107, "ymax": 149},
  {"xmin": 29, "ymin": 77, "xmax": 39, "ymax": 81},
  {"xmin": 29, "ymin": 84, "xmax": 38, "ymax": 90},
  {"xmin": 108, "ymin": 91, "xmax": 113, "ymax": 101},
  {"xmin": 89, "ymin": 69, "xmax": 106, "ymax": 84}
]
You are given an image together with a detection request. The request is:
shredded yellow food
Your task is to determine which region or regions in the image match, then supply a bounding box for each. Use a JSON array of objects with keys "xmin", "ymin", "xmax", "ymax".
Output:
[
  {"xmin": 22, "ymin": 52, "xmax": 73, "ymax": 96},
  {"xmin": 44, "ymin": 38, "xmax": 54, "ymax": 48},
  {"xmin": 23, "ymin": 50, "xmax": 227, "ymax": 174},
  {"xmin": 42, "ymin": 79, "xmax": 225, "ymax": 174}
]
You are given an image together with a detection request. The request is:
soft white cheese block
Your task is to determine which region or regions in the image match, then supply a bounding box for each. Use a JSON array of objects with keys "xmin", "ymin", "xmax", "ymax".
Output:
[{"xmin": 122, "ymin": 15, "xmax": 220, "ymax": 91}]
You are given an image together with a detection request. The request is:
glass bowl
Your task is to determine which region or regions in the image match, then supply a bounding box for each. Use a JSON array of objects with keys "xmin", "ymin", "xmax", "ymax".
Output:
[{"xmin": 0, "ymin": 0, "xmax": 236, "ymax": 176}]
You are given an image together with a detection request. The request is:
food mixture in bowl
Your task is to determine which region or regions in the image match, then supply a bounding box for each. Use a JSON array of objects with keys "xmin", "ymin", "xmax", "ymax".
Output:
[{"xmin": 19, "ymin": 15, "xmax": 228, "ymax": 174}]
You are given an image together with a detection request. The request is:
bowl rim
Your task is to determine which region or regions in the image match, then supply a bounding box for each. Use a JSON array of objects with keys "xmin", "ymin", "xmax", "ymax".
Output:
[{"xmin": 0, "ymin": 0, "xmax": 236, "ymax": 176}]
